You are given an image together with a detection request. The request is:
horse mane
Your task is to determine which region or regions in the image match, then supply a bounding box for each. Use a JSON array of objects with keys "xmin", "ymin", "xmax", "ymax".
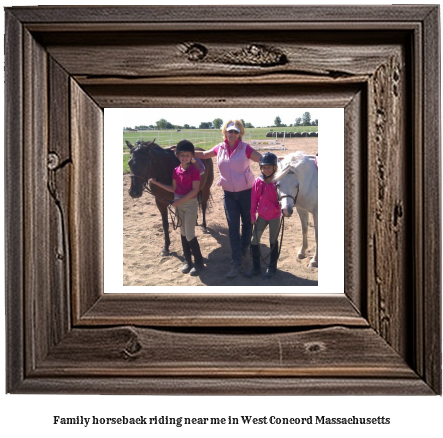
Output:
[
  {"xmin": 134, "ymin": 140, "xmax": 177, "ymax": 162},
  {"xmin": 135, "ymin": 139, "xmax": 168, "ymax": 154},
  {"xmin": 273, "ymin": 151, "xmax": 309, "ymax": 182}
]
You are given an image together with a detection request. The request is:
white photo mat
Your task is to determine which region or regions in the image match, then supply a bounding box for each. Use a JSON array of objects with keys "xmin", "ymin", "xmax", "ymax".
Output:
[{"xmin": 104, "ymin": 108, "xmax": 344, "ymax": 293}]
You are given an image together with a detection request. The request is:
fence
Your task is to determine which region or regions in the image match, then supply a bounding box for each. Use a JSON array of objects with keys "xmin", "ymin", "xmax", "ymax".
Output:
[
  {"xmin": 249, "ymin": 132, "xmax": 287, "ymax": 151},
  {"xmin": 123, "ymin": 128, "xmax": 316, "ymax": 150},
  {"xmin": 123, "ymin": 130, "xmax": 221, "ymax": 150}
]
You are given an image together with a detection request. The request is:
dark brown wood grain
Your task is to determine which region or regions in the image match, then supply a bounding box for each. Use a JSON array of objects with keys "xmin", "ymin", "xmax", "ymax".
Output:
[
  {"xmin": 8, "ymin": 5, "xmax": 438, "ymax": 24},
  {"xmin": 38, "ymin": 32, "xmax": 400, "ymax": 79},
  {"xmin": 422, "ymin": 7, "xmax": 442, "ymax": 395},
  {"xmin": 36, "ymin": 326, "xmax": 417, "ymax": 377},
  {"xmin": 48, "ymin": 58, "xmax": 72, "ymax": 344},
  {"xmin": 367, "ymin": 51, "xmax": 408, "ymax": 357},
  {"xmin": 5, "ymin": 10, "xmax": 24, "ymax": 393},
  {"xmin": 79, "ymin": 294, "xmax": 366, "ymax": 327},
  {"xmin": 344, "ymin": 89, "xmax": 366, "ymax": 313},
  {"xmin": 4, "ymin": 5, "xmax": 441, "ymax": 395},
  {"xmin": 23, "ymin": 28, "xmax": 50, "ymax": 371},
  {"xmin": 70, "ymin": 80, "xmax": 104, "ymax": 320}
]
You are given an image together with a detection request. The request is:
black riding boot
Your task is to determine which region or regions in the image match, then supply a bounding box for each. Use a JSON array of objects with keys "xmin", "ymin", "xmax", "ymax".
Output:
[
  {"xmin": 188, "ymin": 237, "xmax": 204, "ymax": 276},
  {"xmin": 180, "ymin": 235, "xmax": 193, "ymax": 274},
  {"xmin": 263, "ymin": 242, "xmax": 279, "ymax": 279},
  {"xmin": 243, "ymin": 245, "xmax": 261, "ymax": 278}
]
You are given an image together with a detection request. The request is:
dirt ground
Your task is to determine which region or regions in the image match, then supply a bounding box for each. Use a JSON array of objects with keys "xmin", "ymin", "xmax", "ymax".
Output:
[{"xmin": 123, "ymin": 137, "xmax": 318, "ymax": 287}]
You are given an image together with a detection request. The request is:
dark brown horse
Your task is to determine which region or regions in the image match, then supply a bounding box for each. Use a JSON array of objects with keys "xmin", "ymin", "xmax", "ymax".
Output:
[{"xmin": 126, "ymin": 139, "xmax": 214, "ymax": 256}]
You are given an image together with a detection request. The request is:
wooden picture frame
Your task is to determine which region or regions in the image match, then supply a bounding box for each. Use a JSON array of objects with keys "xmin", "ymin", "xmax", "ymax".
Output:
[{"xmin": 5, "ymin": 5, "xmax": 441, "ymax": 394}]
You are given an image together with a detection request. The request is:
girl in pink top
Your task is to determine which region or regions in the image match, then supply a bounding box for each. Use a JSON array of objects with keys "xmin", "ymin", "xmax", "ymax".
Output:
[
  {"xmin": 150, "ymin": 140, "xmax": 204, "ymax": 276},
  {"xmin": 244, "ymin": 152, "xmax": 281, "ymax": 279},
  {"xmin": 193, "ymin": 119, "xmax": 262, "ymax": 278}
]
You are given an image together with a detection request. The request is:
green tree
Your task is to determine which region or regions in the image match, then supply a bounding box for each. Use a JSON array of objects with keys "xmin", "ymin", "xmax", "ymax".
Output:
[
  {"xmin": 295, "ymin": 117, "xmax": 302, "ymax": 126},
  {"xmin": 199, "ymin": 121, "xmax": 213, "ymax": 129},
  {"xmin": 302, "ymin": 112, "xmax": 311, "ymax": 126},
  {"xmin": 213, "ymin": 118, "xmax": 223, "ymax": 129},
  {"xmin": 245, "ymin": 122, "xmax": 255, "ymax": 128},
  {"xmin": 274, "ymin": 116, "xmax": 282, "ymax": 127},
  {"xmin": 156, "ymin": 118, "xmax": 169, "ymax": 130}
]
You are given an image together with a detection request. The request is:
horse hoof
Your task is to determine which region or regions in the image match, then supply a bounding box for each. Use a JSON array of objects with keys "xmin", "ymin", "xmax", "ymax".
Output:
[
  {"xmin": 309, "ymin": 260, "xmax": 318, "ymax": 268},
  {"xmin": 161, "ymin": 249, "xmax": 169, "ymax": 256},
  {"xmin": 201, "ymin": 226, "xmax": 208, "ymax": 233},
  {"xmin": 297, "ymin": 253, "xmax": 306, "ymax": 260}
]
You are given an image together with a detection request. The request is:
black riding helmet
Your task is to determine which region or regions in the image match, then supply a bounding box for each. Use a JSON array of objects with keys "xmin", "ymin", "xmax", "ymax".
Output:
[
  {"xmin": 176, "ymin": 139, "xmax": 195, "ymax": 154},
  {"xmin": 259, "ymin": 152, "xmax": 278, "ymax": 167}
]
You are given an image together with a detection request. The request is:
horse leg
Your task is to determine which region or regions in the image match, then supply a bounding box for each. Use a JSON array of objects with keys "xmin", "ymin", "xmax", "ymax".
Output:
[
  {"xmin": 195, "ymin": 193, "xmax": 200, "ymax": 228},
  {"xmin": 296, "ymin": 208, "xmax": 309, "ymax": 260},
  {"xmin": 309, "ymin": 209, "xmax": 318, "ymax": 268},
  {"xmin": 200, "ymin": 184, "xmax": 210, "ymax": 233},
  {"xmin": 157, "ymin": 200, "xmax": 170, "ymax": 256}
]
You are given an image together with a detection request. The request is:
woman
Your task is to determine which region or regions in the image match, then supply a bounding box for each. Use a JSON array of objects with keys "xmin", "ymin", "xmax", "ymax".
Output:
[{"xmin": 194, "ymin": 119, "xmax": 262, "ymax": 277}]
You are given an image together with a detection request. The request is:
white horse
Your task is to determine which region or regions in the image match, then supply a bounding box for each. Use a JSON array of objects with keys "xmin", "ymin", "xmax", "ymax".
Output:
[{"xmin": 274, "ymin": 152, "xmax": 318, "ymax": 267}]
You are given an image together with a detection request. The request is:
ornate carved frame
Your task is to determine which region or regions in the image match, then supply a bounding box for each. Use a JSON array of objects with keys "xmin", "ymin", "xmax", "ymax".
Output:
[{"xmin": 5, "ymin": 6, "xmax": 441, "ymax": 394}]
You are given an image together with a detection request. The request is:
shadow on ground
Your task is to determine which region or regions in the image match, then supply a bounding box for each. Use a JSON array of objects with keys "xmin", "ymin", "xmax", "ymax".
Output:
[{"xmin": 192, "ymin": 224, "xmax": 318, "ymax": 287}]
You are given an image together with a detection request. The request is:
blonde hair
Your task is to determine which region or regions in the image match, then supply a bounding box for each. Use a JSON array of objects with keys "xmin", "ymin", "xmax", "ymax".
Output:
[{"xmin": 221, "ymin": 119, "xmax": 245, "ymax": 139}]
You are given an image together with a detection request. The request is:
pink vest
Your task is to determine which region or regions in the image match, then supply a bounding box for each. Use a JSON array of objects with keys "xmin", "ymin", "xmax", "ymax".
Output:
[{"xmin": 216, "ymin": 141, "xmax": 255, "ymax": 192}]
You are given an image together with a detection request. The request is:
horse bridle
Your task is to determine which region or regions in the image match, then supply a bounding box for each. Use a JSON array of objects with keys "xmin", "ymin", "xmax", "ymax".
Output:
[
  {"xmin": 130, "ymin": 174, "xmax": 159, "ymax": 199},
  {"xmin": 129, "ymin": 147, "xmax": 165, "ymax": 199},
  {"xmin": 129, "ymin": 145, "xmax": 153, "ymax": 186},
  {"xmin": 129, "ymin": 172, "xmax": 158, "ymax": 198},
  {"xmin": 276, "ymin": 179, "xmax": 299, "ymax": 205}
]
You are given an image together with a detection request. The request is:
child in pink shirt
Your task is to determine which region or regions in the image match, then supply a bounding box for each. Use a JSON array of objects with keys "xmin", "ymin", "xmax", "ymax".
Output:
[
  {"xmin": 244, "ymin": 152, "xmax": 281, "ymax": 279},
  {"xmin": 150, "ymin": 140, "xmax": 204, "ymax": 276}
]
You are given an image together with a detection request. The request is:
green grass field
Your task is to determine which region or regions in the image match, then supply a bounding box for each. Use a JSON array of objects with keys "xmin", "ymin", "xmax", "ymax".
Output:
[
  {"xmin": 123, "ymin": 129, "xmax": 220, "ymax": 152},
  {"xmin": 123, "ymin": 126, "xmax": 317, "ymax": 152},
  {"xmin": 123, "ymin": 126, "xmax": 318, "ymax": 174},
  {"xmin": 123, "ymin": 153, "xmax": 131, "ymax": 174}
]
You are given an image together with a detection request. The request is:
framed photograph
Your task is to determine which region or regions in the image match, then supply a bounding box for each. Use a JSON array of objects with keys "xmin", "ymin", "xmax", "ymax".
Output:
[
  {"xmin": 109, "ymin": 107, "xmax": 339, "ymax": 291},
  {"xmin": 5, "ymin": 5, "xmax": 440, "ymax": 394}
]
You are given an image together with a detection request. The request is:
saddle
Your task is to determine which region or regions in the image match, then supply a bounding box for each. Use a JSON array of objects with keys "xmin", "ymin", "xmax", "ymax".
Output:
[{"xmin": 195, "ymin": 157, "xmax": 206, "ymax": 176}]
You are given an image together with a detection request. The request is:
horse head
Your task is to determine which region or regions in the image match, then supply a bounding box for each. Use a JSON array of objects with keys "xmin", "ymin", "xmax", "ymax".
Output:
[
  {"xmin": 273, "ymin": 152, "xmax": 307, "ymax": 217},
  {"xmin": 275, "ymin": 170, "xmax": 299, "ymax": 217},
  {"xmin": 126, "ymin": 139, "xmax": 157, "ymax": 198}
]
